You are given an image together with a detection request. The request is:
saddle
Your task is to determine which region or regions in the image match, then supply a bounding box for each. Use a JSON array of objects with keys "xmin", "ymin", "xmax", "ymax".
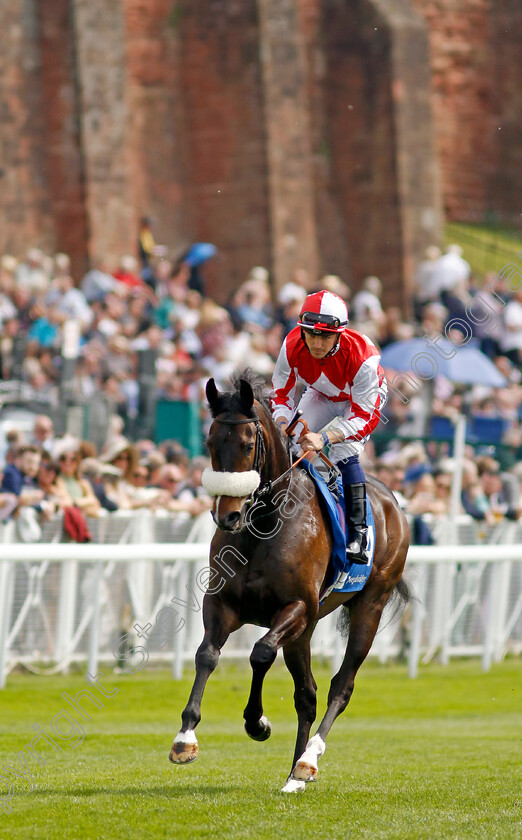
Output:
[{"xmin": 284, "ymin": 414, "xmax": 374, "ymax": 603}]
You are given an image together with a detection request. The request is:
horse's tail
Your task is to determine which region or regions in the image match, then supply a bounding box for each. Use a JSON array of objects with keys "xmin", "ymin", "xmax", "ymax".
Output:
[
  {"xmin": 393, "ymin": 577, "xmax": 411, "ymax": 611},
  {"xmin": 336, "ymin": 575, "xmax": 411, "ymax": 640}
]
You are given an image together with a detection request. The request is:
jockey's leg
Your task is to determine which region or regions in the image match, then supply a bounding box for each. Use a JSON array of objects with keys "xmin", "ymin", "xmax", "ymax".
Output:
[
  {"xmin": 337, "ymin": 455, "xmax": 368, "ymax": 564},
  {"xmin": 293, "ymin": 391, "xmax": 369, "ymax": 563}
]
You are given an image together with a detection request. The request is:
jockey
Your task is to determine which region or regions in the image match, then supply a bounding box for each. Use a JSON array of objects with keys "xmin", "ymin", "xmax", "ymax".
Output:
[{"xmin": 270, "ymin": 290, "xmax": 387, "ymax": 564}]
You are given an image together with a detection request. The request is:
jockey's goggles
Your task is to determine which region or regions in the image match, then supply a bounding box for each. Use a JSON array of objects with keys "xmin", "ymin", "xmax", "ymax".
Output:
[{"xmin": 298, "ymin": 311, "xmax": 346, "ymax": 333}]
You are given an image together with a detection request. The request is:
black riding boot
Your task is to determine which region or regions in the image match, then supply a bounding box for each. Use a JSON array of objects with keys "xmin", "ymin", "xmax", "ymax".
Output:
[{"xmin": 344, "ymin": 482, "xmax": 368, "ymax": 564}]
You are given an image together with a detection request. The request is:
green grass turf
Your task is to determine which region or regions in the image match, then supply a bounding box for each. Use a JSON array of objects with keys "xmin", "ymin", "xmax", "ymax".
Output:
[
  {"xmin": 0, "ymin": 659, "xmax": 520, "ymax": 839},
  {"xmin": 444, "ymin": 221, "xmax": 522, "ymax": 278}
]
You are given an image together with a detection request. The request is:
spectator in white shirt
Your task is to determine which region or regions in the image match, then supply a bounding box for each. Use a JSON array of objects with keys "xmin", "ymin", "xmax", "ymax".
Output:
[
  {"xmin": 351, "ymin": 276, "xmax": 383, "ymax": 324},
  {"xmin": 46, "ymin": 268, "xmax": 94, "ymax": 332},
  {"xmin": 430, "ymin": 244, "xmax": 471, "ymax": 297},
  {"xmin": 500, "ymin": 288, "xmax": 522, "ymax": 366}
]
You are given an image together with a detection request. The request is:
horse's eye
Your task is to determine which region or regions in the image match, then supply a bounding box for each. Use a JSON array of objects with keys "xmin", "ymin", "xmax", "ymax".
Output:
[{"xmin": 244, "ymin": 443, "xmax": 255, "ymax": 454}]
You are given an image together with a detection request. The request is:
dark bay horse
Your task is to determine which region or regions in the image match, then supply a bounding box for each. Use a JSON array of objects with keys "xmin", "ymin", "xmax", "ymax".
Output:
[{"xmin": 170, "ymin": 372, "xmax": 410, "ymax": 792}]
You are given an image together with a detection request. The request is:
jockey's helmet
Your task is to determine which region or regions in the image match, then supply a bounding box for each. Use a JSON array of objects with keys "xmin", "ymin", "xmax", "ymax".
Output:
[{"xmin": 297, "ymin": 290, "xmax": 348, "ymax": 334}]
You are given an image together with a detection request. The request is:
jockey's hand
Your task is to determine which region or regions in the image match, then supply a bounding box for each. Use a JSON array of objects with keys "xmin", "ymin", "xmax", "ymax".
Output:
[{"xmin": 298, "ymin": 431, "xmax": 325, "ymax": 453}]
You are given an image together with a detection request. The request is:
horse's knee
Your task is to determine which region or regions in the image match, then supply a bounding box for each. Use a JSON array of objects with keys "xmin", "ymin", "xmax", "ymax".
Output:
[
  {"xmin": 195, "ymin": 642, "xmax": 220, "ymax": 673},
  {"xmin": 250, "ymin": 640, "xmax": 277, "ymax": 671}
]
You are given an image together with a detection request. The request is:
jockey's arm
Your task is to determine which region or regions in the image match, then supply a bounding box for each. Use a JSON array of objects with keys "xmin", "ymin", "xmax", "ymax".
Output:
[
  {"xmin": 270, "ymin": 337, "xmax": 298, "ymax": 431},
  {"xmin": 298, "ymin": 426, "xmax": 345, "ymax": 453},
  {"xmin": 297, "ymin": 356, "xmax": 386, "ymax": 453},
  {"xmin": 334, "ymin": 356, "xmax": 387, "ymax": 443},
  {"xmin": 273, "ymin": 415, "xmax": 289, "ymax": 436}
]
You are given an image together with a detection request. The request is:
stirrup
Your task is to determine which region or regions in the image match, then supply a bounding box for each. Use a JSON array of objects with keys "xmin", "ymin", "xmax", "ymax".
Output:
[{"xmin": 346, "ymin": 532, "xmax": 368, "ymax": 565}]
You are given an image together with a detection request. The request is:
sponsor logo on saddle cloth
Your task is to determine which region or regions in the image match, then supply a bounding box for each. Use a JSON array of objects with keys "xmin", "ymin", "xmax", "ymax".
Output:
[{"xmin": 297, "ymin": 460, "xmax": 375, "ymax": 604}]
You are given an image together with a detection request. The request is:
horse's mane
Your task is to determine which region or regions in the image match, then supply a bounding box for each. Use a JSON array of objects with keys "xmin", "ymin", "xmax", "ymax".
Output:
[
  {"xmin": 209, "ymin": 368, "xmax": 273, "ymax": 421},
  {"xmin": 230, "ymin": 369, "xmax": 271, "ymax": 411}
]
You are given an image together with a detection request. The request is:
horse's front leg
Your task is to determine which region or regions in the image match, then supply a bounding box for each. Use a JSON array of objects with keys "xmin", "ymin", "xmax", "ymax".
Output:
[
  {"xmin": 243, "ymin": 600, "xmax": 308, "ymax": 742},
  {"xmin": 170, "ymin": 597, "xmax": 238, "ymax": 764}
]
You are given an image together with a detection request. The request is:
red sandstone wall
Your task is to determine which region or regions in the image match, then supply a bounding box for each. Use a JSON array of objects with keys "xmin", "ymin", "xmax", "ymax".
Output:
[
  {"xmin": 302, "ymin": 0, "xmax": 441, "ymax": 306},
  {"xmin": 71, "ymin": 0, "xmax": 135, "ymax": 268},
  {"xmin": 123, "ymin": 0, "xmax": 191, "ymax": 265},
  {"xmin": 321, "ymin": 2, "xmax": 403, "ymax": 290},
  {"xmin": 1, "ymin": 0, "xmax": 517, "ymax": 304},
  {"xmin": 298, "ymin": 0, "xmax": 353, "ymax": 282},
  {"xmin": 411, "ymin": 0, "xmax": 496, "ymax": 221},
  {"xmin": 38, "ymin": 0, "xmax": 89, "ymax": 279},
  {"xmin": 412, "ymin": 0, "xmax": 522, "ymax": 225},
  {"xmin": 490, "ymin": 0, "xmax": 522, "ymax": 224},
  {"xmin": 0, "ymin": 0, "xmax": 55, "ymax": 257},
  {"xmin": 258, "ymin": 0, "xmax": 319, "ymax": 289},
  {"xmin": 177, "ymin": 0, "xmax": 271, "ymax": 299}
]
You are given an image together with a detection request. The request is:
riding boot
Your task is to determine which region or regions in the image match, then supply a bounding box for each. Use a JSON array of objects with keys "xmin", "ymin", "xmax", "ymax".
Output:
[{"xmin": 344, "ymin": 482, "xmax": 368, "ymax": 564}]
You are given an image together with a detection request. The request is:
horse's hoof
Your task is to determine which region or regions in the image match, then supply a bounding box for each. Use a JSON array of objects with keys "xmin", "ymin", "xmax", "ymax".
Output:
[
  {"xmin": 169, "ymin": 742, "xmax": 199, "ymax": 764},
  {"xmin": 292, "ymin": 760, "xmax": 318, "ymax": 782},
  {"xmin": 244, "ymin": 714, "xmax": 272, "ymax": 742},
  {"xmin": 169, "ymin": 730, "xmax": 199, "ymax": 764},
  {"xmin": 281, "ymin": 776, "xmax": 306, "ymax": 793}
]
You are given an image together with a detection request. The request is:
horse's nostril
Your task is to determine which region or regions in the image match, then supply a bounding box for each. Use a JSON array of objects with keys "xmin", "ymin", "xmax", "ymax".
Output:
[{"xmin": 221, "ymin": 511, "xmax": 241, "ymax": 530}]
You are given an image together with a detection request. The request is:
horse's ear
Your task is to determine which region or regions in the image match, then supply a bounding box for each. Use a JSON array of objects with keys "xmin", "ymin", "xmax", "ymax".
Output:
[
  {"xmin": 239, "ymin": 379, "xmax": 254, "ymax": 409},
  {"xmin": 206, "ymin": 378, "xmax": 219, "ymax": 406}
]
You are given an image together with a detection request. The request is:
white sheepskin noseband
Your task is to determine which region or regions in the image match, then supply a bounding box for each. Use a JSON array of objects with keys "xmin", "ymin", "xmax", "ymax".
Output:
[{"xmin": 202, "ymin": 468, "xmax": 260, "ymax": 498}]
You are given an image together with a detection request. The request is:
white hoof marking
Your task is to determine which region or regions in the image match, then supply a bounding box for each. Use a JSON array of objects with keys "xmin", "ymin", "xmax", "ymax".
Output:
[
  {"xmin": 174, "ymin": 729, "xmax": 197, "ymax": 745},
  {"xmin": 294, "ymin": 733, "xmax": 326, "ymax": 779},
  {"xmin": 281, "ymin": 777, "xmax": 306, "ymax": 793}
]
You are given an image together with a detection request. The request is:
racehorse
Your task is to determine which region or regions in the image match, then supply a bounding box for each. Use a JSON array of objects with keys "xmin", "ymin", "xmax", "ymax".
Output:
[{"xmin": 170, "ymin": 370, "xmax": 410, "ymax": 792}]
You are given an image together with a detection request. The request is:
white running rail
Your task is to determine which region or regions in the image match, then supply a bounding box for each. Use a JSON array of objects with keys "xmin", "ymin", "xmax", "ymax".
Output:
[{"xmin": 1, "ymin": 514, "xmax": 521, "ymax": 687}]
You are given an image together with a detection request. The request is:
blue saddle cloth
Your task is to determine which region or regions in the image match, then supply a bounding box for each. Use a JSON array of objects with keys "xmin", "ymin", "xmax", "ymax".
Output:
[{"xmin": 297, "ymin": 460, "xmax": 375, "ymax": 604}]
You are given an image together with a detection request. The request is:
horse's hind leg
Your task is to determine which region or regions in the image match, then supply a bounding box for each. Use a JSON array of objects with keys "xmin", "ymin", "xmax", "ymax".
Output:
[
  {"xmin": 243, "ymin": 601, "xmax": 307, "ymax": 742},
  {"xmin": 292, "ymin": 593, "xmax": 387, "ymax": 783},
  {"xmin": 278, "ymin": 631, "xmax": 317, "ymax": 792},
  {"xmin": 170, "ymin": 599, "xmax": 237, "ymax": 764}
]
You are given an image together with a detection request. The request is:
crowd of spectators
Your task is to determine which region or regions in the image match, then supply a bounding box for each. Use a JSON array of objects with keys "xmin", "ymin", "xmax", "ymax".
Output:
[
  {"xmin": 0, "ymin": 237, "xmax": 520, "ymax": 545},
  {"xmin": 0, "ymin": 411, "xmax": 212, "ymax": 542}
]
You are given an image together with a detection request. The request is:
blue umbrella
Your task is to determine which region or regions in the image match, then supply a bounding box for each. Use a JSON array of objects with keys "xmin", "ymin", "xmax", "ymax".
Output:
[
  {"xmin": 183, "ymin": 242, "xmax": 217, "ymax": 267},
  {"xmin": 380, "ymin": 338, "xmax": 506, "ymax": 387}
]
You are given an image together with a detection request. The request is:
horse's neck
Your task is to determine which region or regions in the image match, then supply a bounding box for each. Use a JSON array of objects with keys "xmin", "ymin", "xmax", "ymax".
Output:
[{"xmin": 258, "ymin": 408, "xmax": 290, "ymax": 483}]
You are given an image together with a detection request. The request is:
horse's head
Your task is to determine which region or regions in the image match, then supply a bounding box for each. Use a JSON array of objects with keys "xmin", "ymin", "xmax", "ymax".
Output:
[{"xmin": 202, "ymin": 377, "xmax": 268, "ymax": 531}]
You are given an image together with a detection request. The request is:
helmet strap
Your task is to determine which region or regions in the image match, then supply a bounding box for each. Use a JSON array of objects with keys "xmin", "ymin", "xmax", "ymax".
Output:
[{"xmin": 323, "ymin": 335, "xmax": 341, "ymax": 358}]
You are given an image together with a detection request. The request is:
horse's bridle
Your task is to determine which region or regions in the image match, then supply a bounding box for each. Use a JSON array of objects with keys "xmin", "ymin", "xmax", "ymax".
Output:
[
  {"xmin": 211, "ymin": 412, "xmax": 310, "ymax": 524},
  {"xmin": 214, "ymin": 414, "xmax": 266, "ymax": 487}
]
